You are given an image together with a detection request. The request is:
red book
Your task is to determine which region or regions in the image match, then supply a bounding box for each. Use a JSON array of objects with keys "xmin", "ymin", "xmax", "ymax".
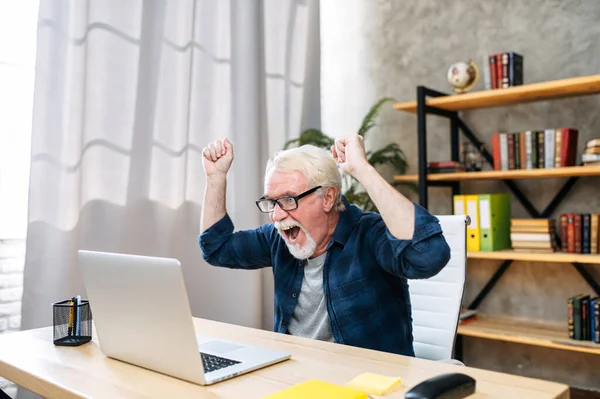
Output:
[
  {"xmin": 566, "ymin": 213, "xmax": 575, "ymax": 253},
  {"xmin": 560, "ymin": 214, "xmax": 568, "ymax": 252},
  {"xmin": 496, "ymin": 54, "xmax": 503, "ymax": 89},
  {"xmin": 492, "ymin": 133, "xmax": 501, "ymax": 170},
  {"xmin": 574, "ymin": 214, "xmax": 582, "ymax": 254},
  {"xmin": 428, "ymin": 161, "xmax": 462, "ymax": 168},
  {"xmin": 489, "ymin": 55, "xmax": 498, "ymax": 89},
  {"xmin": 558, "ymin": 128, "xmax": 579, "ymax": 166}
]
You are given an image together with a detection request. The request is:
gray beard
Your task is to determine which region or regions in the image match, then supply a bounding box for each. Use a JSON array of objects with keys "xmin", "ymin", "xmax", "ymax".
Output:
[{"xmin": 278, "ymin": 230, "xmax": 317, "ymax": 260}]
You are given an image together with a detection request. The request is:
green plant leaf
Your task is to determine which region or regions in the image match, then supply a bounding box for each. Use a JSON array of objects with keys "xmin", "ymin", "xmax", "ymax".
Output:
[
  {"xmin": 367, "ymin": 142, "xmax": 408, "ymax": 175},
  {"xmin": 283, "ymin": 129, "xmax": 334, "ymax": 150},
  {"xmin": 357, "ymin": 97, "xmax": 395, "ymax": 138},
  {"xmin": 282, "ymin": 97, "xmax": 412, "ymax": 213}
]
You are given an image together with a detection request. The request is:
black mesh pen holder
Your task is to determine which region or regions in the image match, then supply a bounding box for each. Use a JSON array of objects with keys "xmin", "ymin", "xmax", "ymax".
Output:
[{"xmin": 53, "ymin": 299, "xmax": 92, "ymax": 346}]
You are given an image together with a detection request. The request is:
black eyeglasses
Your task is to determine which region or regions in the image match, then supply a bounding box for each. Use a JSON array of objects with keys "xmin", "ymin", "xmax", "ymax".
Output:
[{"xmin": 255, "ymin": 186, "xmax": 322, "ymax": 213}]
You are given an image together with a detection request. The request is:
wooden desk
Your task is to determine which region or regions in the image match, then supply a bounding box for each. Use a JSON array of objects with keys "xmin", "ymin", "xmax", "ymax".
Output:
[{"xmin": 0, "ymin": 318, "xmax": 569, "ymax": 399}]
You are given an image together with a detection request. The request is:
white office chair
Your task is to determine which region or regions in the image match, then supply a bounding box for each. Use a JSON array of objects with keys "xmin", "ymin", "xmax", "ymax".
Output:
[{"xmin": 408, "ymin": 214, "xmax": 468, "ymax": 362}]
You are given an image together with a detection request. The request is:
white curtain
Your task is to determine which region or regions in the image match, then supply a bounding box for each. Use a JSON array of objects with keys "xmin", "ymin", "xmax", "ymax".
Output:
[{"xmin": 21, "ymin": 0, "xmax": 320, "ymax": 342}]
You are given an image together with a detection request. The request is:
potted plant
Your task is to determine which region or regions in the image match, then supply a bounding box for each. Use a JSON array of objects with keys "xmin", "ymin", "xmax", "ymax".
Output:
[{"xmin": 283, "ymin": 97, "xmax": 415, "ymax": 212}]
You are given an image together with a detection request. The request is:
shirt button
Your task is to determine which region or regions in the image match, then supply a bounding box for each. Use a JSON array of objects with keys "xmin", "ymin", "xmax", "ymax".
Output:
[{"xmin": 292, "ymin": 292, "xmax": 297, "ymax": 298}]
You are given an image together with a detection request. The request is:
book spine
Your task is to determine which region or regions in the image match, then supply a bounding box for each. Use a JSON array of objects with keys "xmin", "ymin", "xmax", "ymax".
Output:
[
  {"xmin": 492, "ymin": 133, "xmax": 501, "ymax": 170},
  {"xmin": 500, "ymin": 133, "xmax": 509, "ymax": 170},
  {"xmin": 544, "ymin": 129, "xmax": 555, "ymax": 168},
  {"xmin": 559, "ymin": 128, "xmax": 569, "ymax": 167},
  {"xmin": 574, "ymin": 214, "xmax": 582, "ymax": 254},
  {"xmin": 554, "ymin": 128, "xmax": 562, "ymax": 167},
  {"xmin": 595, "ymin": 302, "xmax": 600, "ymax": 343},
  {"xmin": 574, "ymin": 296, "xmax": 582, "ymax": 340},
  {"xmin": 537, "ymin": 131, "xmax": 545, "ymax": 168},
  {"xmin": 591, "ymin": 298, "xmax": 597, "ymax": 343},
  {"xmin": 568, "ymin": 296, "xmax": 575, "ymax": 339},
  {"xmin": 567, "ymin": 214, "xmax": 575, "ymax": 253},
  {"xmin": 592, "ymin": 214, "xmax": 599, "ymax": 255},
  {"xmin": 496, "ymin": 54, "xmax": 503, "ymax": 89},
  {"xmin": 513, "ymin": 53, "xmax": 523, "ymax": 85},
  {"xmin": 514, "ymin": 132, "xmax": 521, "ymax": 169},
  {"xmin": 530, "ymin": 130, "xmax": 538, "ymax": 168},
  {"xmin": 560, "ymin": 214, "xmax": 568, "ymax": 252},
  {"xmin": 525, "ymin": 130, "xmax": 533, "ymax": 169},
  {"xmin": 582, "ymin": 297, "xmax": 589, "ymax": 340},
  {"xmin": 501, "ymin": 53, "xmax": 509, "ymax": 88},
  {"xmin": 583, "ymin": 214, "xmax": 591, "ymax": 254},
  {"xmin": 569, "ymin": 129, "xmax": 579, "ymax": 166},
  {"xmin": 508, "ymin": 52, "xmax": 515, "ymax": 87},
  {"xmin": 508, "ymin": 133, "xmax": 515, "ymax": 170},
  {"xmin": 519, "ymin": 132, "xmax": 526, "ymax": 169},
  {"xmin": 482, "ymin": 54, "xmax": 491, "ymax": 90},
  {"xmin": 489, "ymin": 55, "xmax": 497, "ymax": 89}
]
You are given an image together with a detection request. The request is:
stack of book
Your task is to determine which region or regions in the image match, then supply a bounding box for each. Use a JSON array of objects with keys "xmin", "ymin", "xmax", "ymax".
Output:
[
  {"xmin": 559, "ymin": 214, "xmax": 599, "ymax": 254},
  {"xmin": 568, "ymin": 294, "xmax": 600, "ymax": 343},
  {"xmin": 582, "ymin": 138, "xmax": 600, "ymax": 165},
  {"xmin": 510, "ymin": 219, "xmax": 558, "ymax": 252},
  {"xmin": 491, "ymin": 128, "xmax": 578, "ymax": 171},
  {"xmin": 459, "ymin": 309, "xmax": 477, "ymax": 325},
  {"xmin": 485, "ymin": 52, "xmax": 523, "ymax": 89},
  {"xmin": 427, "ymin": 161, "xmax": 463, "ymax": 174}
]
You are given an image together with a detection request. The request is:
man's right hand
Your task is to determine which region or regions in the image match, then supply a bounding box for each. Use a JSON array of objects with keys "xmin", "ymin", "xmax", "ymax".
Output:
[{"xmin": 202, "ymin": 138, "xmax": 234, "ymax": 177}]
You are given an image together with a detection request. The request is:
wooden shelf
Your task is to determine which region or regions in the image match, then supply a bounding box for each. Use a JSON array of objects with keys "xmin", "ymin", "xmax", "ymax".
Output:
[
  {"xmin": 458, "ymin": 316, "xmax": 600, "ymax": 355},
  {"xmin": 393, "ymin": 74, "xmax": 600, "ymax": 113},
  {"xmin": 393, "ymin": 165, "xmax": 600, "ymax": 182},
  {"xmin": 468, "ymin": 249, "xmax": 600, "ymax": 264}
]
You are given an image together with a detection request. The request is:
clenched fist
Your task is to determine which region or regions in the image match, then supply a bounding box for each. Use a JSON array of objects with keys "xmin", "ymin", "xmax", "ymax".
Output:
[
  {"xmin": 202, "ymin": 138, "xmax": 234, "ymax": 177},
  {"xmin": 331, "ymin": 134, "xmax": 369, "ymax": 178}
]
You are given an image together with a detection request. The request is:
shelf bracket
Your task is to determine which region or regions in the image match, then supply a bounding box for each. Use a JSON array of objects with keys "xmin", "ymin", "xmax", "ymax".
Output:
[
  {"xmin": 571, "ymin": 263, "xmax": 600, "ymax": 297},
  {"xmin": 457, "ymin": 118, "xmax": 541, "ymax": 218},
  {"xmin": 540, "ymin": 177, "xmax": 579, "ymax": 217},
  {"xmin": 415, "ymin": 85, "xmax": 600, "ymax": 312},
  {"xmin": 467, "ymin": 260, "xmax": 513, "ymax": 310}
]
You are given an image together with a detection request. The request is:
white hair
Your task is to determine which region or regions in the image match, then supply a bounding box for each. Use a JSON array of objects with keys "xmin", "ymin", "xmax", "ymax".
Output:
[{"xmin": 265, "ymin": 145, "xmax": 345, "ymax": 212}]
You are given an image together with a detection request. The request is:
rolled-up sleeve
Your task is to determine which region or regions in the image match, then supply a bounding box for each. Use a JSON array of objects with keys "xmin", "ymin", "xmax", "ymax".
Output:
[
  {"xmin": 372, "ymin": 202, "xmax": 451, "ymax": 279},
  {"xmin": 199, "ymin": 214, "xmax": 274, "ymax": 269}
]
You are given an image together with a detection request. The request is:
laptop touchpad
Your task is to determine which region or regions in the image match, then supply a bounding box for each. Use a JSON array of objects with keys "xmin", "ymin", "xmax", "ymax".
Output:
[{"xmin": 200, "ymin": 340, "xmax": 245, "ymax": 354}]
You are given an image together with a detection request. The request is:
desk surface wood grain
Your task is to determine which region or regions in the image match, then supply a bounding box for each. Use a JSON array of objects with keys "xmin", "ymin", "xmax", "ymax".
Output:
[{"xmin": 0, "ymin": 317, "xmax": 569, "ymax": 399}]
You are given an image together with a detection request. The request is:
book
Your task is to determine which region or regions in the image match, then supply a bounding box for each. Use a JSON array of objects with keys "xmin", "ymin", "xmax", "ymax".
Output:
[
  {"xmin": 263, "ymin": 380, "xmax": 368, "ymax": 399},
  {"xmin": 508, "ymin": 52, "xmax": 523, "ymax": 86}
]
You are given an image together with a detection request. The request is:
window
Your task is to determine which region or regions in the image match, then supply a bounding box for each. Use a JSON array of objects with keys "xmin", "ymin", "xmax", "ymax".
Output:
[{"xmin": 0, "ymin": 1, "xmax": 39, "ymax": 238}]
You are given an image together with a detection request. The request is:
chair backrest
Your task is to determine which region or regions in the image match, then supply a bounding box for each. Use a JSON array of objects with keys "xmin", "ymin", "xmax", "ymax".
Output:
[{"xmin": 408, "ymin": 214, "xmax": 468, "ymax": 361}]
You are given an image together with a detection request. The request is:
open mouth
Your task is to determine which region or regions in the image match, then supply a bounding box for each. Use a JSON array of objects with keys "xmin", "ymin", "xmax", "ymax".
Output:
[{"xmin": 281, "ymin": 226, "xmax": 301, "ymax": 241}]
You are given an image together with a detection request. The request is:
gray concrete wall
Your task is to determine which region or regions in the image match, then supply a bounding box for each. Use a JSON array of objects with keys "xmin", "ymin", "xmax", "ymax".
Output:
[{"xmin": 322, "ymin": 0, "xmax": 600, "ymax": 391}]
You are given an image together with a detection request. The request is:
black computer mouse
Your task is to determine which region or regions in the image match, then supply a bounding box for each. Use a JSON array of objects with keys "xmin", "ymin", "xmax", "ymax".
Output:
[{"xmin": 405, "ymin": 373, "xmax": 476, "ymax": 399}]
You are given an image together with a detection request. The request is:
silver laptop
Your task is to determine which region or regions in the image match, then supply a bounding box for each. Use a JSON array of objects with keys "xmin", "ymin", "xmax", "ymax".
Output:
[{"xmin": 78, "ymin": 250, "xmax": 291, "ymax": 385}]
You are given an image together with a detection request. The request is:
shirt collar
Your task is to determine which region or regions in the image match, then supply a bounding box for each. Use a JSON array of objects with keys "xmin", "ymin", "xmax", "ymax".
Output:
[{"xmin": 328, "ymin": 195, "xmax": 363, "ymax": 248}]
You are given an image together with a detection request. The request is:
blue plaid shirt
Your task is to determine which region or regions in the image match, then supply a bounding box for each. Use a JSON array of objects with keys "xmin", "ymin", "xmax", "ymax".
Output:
[{"xmin": 199, "ymin": 197, "xmax": 450, "ymax": 356}]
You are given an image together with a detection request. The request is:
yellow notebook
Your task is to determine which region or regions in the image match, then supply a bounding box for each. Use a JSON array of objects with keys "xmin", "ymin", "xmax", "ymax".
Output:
[{"xmin": 263, "ymin": 380, "xmax": 368, "ymax": 399}]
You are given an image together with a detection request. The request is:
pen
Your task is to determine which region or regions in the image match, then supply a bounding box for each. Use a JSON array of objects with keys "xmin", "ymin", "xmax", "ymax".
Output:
[
  {"xmin": 76, "ymin": 295, "xmax": 81, "ymax": 336},
  {"xmin": 70, "ymin": 296, "xmax": 77, "ymax": 338},
  {"xmin": 67, "ymin": 298, "xmax": 75, "ymax": 336}
]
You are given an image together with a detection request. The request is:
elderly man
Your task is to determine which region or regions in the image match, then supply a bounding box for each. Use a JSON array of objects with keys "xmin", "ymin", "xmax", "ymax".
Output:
[{"xmin": 199, "ymin": 134, "xmax": 450, "ymax": 356}]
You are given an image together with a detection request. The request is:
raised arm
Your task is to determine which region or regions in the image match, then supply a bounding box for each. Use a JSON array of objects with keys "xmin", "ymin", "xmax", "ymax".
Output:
[
  {"xmin": 200, "ymin": 138, "xmax": 234, "ymax": 233},
  {"xmin": 332, "ymin": 135, "xmax": 415, "ymax": 239},
  {"xmin": 332, "ymin": 135, "xmax": 450, "ymax": 278}
]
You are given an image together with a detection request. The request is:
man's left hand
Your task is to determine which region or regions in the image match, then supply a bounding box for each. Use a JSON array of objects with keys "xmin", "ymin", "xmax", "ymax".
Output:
[{"xmin": 331, "ymin": 134, "xmax": 369, "ymax": 178}]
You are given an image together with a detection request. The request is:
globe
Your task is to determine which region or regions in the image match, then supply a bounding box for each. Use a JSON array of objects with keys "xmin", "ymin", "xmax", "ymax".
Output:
[{"xmin": 447, "ymin": 60, "xmax": 479, "ymax": 93}]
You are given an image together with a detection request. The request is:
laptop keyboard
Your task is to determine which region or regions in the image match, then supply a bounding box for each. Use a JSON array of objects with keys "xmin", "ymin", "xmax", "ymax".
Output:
[{"xmin": 200, "ymin": 352, "xmax": 241, "ymax": 373}]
